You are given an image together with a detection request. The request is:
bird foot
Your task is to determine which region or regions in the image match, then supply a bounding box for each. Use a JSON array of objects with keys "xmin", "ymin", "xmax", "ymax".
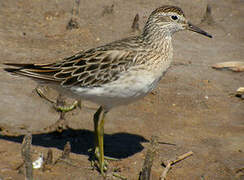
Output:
[
  {"xmin": 35, "ymin": 87, "xmax": 79, "ymax": 113},
  {"xmin": 89, "ymin": 148, "xmax": 107, "ymax": 175},
  {"xmin": 88, "ymin": 148, "xmax": 119, "ymax": 176},
  {"xmin": 54, "ymin": 100, "xmax": 78, "ymax": 113}
]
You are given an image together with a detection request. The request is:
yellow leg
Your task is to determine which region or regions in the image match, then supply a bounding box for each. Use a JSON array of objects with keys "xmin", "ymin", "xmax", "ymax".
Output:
[{"xmin": 93, "ymin": 106, "xmax": 107, "ymax": 175}]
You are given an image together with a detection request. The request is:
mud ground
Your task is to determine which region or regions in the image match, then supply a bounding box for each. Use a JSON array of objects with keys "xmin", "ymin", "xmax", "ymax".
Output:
[{"xmin": 0, "ymin": 0, "xmax": 243, "ymax": 179}]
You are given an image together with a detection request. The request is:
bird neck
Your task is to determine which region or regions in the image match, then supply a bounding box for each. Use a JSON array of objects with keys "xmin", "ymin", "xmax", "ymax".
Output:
[
  {"xmin": 140, "ymin": 21, "xmax": 173, "ymax": 72},
  {"xmin": 142, "ymin": 22, "xmax": 172, "ymax": 53}
]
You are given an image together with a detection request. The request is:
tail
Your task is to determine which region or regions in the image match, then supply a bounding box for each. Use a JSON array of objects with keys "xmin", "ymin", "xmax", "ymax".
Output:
[{"xmin": 4, "ymin": 63, "xmax": 61, "ymax": 82}]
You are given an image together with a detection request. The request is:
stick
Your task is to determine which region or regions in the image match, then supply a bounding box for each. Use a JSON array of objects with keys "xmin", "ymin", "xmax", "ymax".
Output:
[
  {"xmin": 160, "ymin": 151, "xmax": 193, "ymax": 180},
  {"xmin": 61, "ymin": 141, "xmax": 71, "ymax": 159},
  {"xmin": 112, "ymin": 172, "xmax": 127, "ymax": 180},
  {"xmin": 66, "ymin": 0, "xmax": 80, "ymax": 29},
  {"xmin": 139, "ymin": 136, "xmax": 159, "ymax": 180},
  {"xmin": 46, "ymin": 149, "xmax": 53, "ymax": 165},
  {"xmin": 201, "ymin": 4, "xmax": 214, "ymax": 25},
  {"xmin": 102, "ymin": 4, "xmax": 114, "ymax": 16},
  {"xmin": 21, "ymin": 133, "xmax": 33, "ymax": 180},
  {"xmin": 131, "ymin": 14, "xmax": 140, "ymax": 32},
  {"xmin": 42, "ymin": 149, "xmax": 53, "ymax": 171}
]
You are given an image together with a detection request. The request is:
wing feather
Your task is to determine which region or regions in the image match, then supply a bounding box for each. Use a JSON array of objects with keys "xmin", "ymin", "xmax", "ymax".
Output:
[{"xmin": 4, "ymin": 43, "xmax": 136, "ymax": 87}]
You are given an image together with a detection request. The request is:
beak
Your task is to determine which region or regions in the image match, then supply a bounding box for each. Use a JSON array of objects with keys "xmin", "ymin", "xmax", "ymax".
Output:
[{"xmin": 187, "ymin": 22, "xmax": 212, "ymax": 38}]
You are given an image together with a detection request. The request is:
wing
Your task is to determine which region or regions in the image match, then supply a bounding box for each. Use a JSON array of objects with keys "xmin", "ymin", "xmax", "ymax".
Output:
[
  {"xmin": 55, "ymin": 48, "xmax": 135, "ymax": 87},
  {"xmin": 4, "ymin": 47, "xmax": 136, "ymax": 88}
]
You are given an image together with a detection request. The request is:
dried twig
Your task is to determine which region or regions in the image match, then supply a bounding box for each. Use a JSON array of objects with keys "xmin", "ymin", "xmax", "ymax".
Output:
[
  {"xmin": 54, "ymin": 141, "xmax": 78, "ymax": 167},
  {"xmin": 67, "ymin": 0, "xmax": 80, "ymax": 30},
  {"xmin": 46, "ymin": 149, "xmax": 53, "ymax": 165},
  {"xmin": 102, "ymin": 4, "xmax": 114, "ymax": 16},
  {"xmin": 21, "ymin": 133, "xmax": 33, "ymax": 180},
  {"xmin": 61, "ymin": 141, "xmax": 71, "ymax": 159},
  {"xmin": 71, "ymin": 0, "xmax": 80, "ymax": 17},
  {"xmin": 235, "ymin": 167, "xmax": 244, "ymax": 179},
  {"xmin": 139, "ymin": 136, "xmax": 159, "ymax": 180},
  {"xmin": 201, "ymin": 4, "xmax": 214, "ymax": 25},
  {"xmin": 160, "ymin": 151, "xmax": 193, "ymax": 180},
  {"xmin": 212, "ymin": 61, "xmax": 244, "ymax": 72},
  {"xmin": 43, "ymin": 149, "xmax": 53, "ymax": 166},
  {"xmin": 42, "ymin": 149, "xmax": 53, "ymax": 171},
  {"xmin": 112, "ymin": 172, "xmax": 127, "ymax": 180},
  {"xmin": 131, "ymin": 13, "xmax": 140, "ymax": 32}
]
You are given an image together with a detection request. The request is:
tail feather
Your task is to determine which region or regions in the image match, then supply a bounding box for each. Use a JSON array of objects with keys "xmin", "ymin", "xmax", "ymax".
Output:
[
  {"xmin": 4, "ymin": 67, "xmax": 19, "ymax": 73},
  {"xmin": 4, "ymin": 62, "xmax": 56, "ymax": 69},
  {"xmin": 3, "ymin": 63, "xmax": 61, "ymax": 82}
]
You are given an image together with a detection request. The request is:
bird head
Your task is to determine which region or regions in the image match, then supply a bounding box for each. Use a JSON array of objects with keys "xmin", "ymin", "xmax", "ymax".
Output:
[{"xmin": 144, "ymin": 5, "xmax": 212, "ymax": 38}]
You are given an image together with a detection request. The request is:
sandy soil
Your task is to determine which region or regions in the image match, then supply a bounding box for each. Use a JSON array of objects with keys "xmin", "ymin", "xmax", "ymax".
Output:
[{"xmin": 0, "ymin": 0, "xmax": 243, "ymax": 179}]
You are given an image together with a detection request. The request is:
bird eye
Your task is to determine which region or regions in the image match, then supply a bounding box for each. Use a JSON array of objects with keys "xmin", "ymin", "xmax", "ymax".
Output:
[{"xmin": 171, "ymin": 15, "xmax": 178, "ymax": 20}]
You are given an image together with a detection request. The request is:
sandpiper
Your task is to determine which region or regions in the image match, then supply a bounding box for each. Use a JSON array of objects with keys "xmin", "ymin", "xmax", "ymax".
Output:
[{"xmin": 4, "ymin": 5, "xmax": 212, "ymax": 175}]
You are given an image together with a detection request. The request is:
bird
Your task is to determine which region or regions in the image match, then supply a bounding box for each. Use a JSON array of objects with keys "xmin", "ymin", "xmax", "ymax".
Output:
[{"xmin": 4, "ymin": 5, "xmax": 212, "ymax": 175}]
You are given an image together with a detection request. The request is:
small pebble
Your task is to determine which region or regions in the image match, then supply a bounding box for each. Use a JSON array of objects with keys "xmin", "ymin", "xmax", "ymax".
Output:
[{"xmin": 33, "ymin": 153, "xmax": 44, "ymax": 169}]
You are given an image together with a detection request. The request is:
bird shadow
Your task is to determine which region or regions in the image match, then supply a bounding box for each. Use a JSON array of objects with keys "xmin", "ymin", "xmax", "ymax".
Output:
[{"xmin": 0, "ymin": 128, "xmax": 149, "ymax": 159}]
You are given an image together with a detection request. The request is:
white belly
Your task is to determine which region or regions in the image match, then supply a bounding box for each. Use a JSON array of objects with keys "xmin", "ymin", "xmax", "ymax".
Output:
[{"xmin": 70, "ymin": 69, "xmax": 162, "ymax": 110}]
